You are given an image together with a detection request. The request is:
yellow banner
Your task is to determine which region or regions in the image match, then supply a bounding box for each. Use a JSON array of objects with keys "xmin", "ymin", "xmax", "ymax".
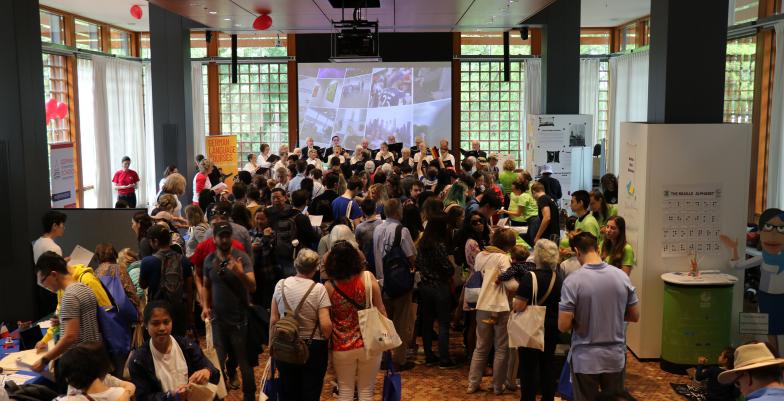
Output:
[{"xmin": 206, "ymin": 135, "xmax": 237, "ymax": 186}]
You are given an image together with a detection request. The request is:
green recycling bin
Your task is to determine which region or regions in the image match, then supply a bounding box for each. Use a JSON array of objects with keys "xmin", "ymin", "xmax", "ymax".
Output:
[{"xmin": 660, "ymin": 272, "xmax": 737, "ymax": 372}]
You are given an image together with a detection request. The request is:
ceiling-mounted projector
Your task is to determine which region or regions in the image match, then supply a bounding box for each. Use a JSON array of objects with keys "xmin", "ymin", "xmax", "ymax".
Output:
[{"xmin": 330, "ymin": 7, "xmax": 381, "ymax": 62}]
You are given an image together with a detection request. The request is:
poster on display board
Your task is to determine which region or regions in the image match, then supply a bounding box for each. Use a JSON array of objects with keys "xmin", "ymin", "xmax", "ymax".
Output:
[
  {"xmin": 206, "ymin": 135, "xmax": 237, "ymax": 186},
  {"xmin": 525, "ymin": 114, "xmax": 593, "ymax": 209},
  {"xmin": 50, "ymin": 143, "xmax": 76, "ymax": 208}
]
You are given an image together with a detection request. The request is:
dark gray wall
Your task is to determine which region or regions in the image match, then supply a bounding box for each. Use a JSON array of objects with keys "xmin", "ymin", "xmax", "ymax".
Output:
[
  {"xmin": 295, "ymin": 32, "xmax": 454, "ymax": 63},
  {"xmin": 0, "ymin": 0, "xmax": 55, "ymax": 322},
  {"xmin": 150, "ymin": 4, "xmax": 197, "ymax": 202},
  {"xmin": 54, "ymin": 208, "xmax": 143, "ymax": 259},
  {"xmin": 647, "ymin": 0, "xmax": 729, "ymax": 123},
  {"xmin": 523, "ymin": 0, "xmax": 581, "ymax": 114}
]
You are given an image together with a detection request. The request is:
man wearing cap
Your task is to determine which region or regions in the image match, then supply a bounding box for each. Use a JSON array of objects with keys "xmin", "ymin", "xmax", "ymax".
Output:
[
  {"xmin": 204, "ymin": 201, "xmax": 253, "ymax": 261},
  {"xmin": 202, "ymin": 221, "xmax": 256, "ymax": 401},
  {"xmin": 718, "ymin": 342, "xmax": 784, "ymax": 400},
  {"xmin": 538, "ymin": 164, "xmax": 562, "ymax": 201}
]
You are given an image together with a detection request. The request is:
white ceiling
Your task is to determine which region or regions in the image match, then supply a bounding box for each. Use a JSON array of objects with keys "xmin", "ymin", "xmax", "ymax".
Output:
[
  {"xmin": 39, "ymin": 0, "xmax": 652, "ymax": 33},
  {"xmin": 41, "ymin": 0, "xmax": 150, "ymax": 31},
  {"xmin": 581, "ymin": 0, "xmax": 649, "ymax": 27}
]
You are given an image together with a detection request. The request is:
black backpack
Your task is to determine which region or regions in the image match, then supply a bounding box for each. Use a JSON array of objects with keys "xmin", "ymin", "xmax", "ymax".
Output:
[
  {"xmin": 275, "ymin": 215, "xmax": 299, "ymax": 262},
  {"xmin": 382, "ymin": 224, "xmax": 414, "ymax": 298},
  {"xmin": 153, "ymin": 249, "xmax": 184, "ymax": 305}
]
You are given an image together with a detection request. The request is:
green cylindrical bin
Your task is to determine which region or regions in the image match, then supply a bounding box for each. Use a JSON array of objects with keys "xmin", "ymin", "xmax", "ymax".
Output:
[{"xmin": 661, "ymin": 279, "xmax": 734, "ymax": 368}]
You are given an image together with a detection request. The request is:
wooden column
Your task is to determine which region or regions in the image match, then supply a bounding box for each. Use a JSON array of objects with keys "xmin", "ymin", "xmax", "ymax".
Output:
[
  {"xmin": 207, "ymin": 31, "xmax": 220, "ymax": 135},
  {"xmin": 530, "ymin": 28, "xmax": 542, "ymax": 56}
]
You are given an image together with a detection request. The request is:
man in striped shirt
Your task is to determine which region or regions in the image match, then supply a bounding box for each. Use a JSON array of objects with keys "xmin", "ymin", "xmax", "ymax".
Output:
[{"xmin": 32, "ymin": 251, "xmax": 102, "ymax": 372}]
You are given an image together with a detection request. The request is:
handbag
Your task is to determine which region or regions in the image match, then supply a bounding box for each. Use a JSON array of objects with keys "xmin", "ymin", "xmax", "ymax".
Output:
[
  {"xmin": 203, "ymin": 319, "xmax": 228, "ymax": 399},
  {"xmin": 356, "ymin": 271, "xmax": 402, "ymax": 356},
  {"xmin": 557, "ymin": 357, "xmax": 574, "ymax": 400},
  {"xmin": 258, "ymin": 357, "xmax": 280, "ymax": 401},
  {"xmin": 464, "ymin": 270, "xmax": 483, "ymax": 307},
  {"xmin": 381, "ymin": 351, "xmax": 402, "ymax": 401},
  {"xmin": 507, "ymin": 271, "xmax": 556, "ymax": 351}
]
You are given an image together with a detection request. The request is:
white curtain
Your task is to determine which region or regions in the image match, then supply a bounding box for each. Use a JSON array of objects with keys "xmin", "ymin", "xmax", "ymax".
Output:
[
  {"xmin": 766, "ymin": 23, "xmax": 784, "ymax": 208},
  {"xmin": 608, "ymin": 51, "xmax": 649, "ymax": 174},
  {"xmin": 143, "ymin": 62, "xmax": 157, "ymax": 207},
  {"xmin": 579, "ymin": 59, "xmax": 600, "ymax": 147},
  {"xmin": 77, "ymin": 59, "xmax": 98, "ymax": 208},
  {"xmin": 522, "ymin": 59, "xmax": 542, "ymax": 166},
  {"xmin": 191, "ymin": 61, "xmax": 206, "ymax": 159},
  {"xmin": 89, "ymin": 57, "xmax": 148, "ymax": 208}
]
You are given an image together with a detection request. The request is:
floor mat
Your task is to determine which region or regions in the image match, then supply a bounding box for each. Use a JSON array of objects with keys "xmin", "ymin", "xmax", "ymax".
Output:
[{"xmin": 670, "ymin": 383, "xmax": 707, "ymax": 401}]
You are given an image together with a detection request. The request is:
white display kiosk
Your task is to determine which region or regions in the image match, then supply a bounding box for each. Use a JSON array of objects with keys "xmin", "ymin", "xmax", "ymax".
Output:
[
  {"xmin": 526, "ymin": 114, "xmax": 593, "ymax": 209},
  {"xmin": 618, "ymin": 123, "xmax": 751, "ymax": 359}
]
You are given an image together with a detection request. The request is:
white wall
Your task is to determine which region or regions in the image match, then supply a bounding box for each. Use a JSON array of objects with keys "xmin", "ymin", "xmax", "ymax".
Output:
[{"xmin": 619, "ymin": 123, "xmax": 751, "ymax": 358}]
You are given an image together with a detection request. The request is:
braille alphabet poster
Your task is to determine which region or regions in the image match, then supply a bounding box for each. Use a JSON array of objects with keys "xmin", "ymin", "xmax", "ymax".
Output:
[{"xmin": 661, "ymin": 185, "xmax": 722, "ymax": 257}]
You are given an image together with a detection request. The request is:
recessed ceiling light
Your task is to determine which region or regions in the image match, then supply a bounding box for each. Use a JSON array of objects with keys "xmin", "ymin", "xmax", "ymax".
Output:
[
  {"xmin": 224, "ymin": 18, "xmax": 231, "ymax": 21},
  {"xmin": 208, "ymin": 11, "xmax": 217, "ymax": 15},
  {"xmin": 234, "ymin": 23, "xmax": 241, "ymax": 27}
]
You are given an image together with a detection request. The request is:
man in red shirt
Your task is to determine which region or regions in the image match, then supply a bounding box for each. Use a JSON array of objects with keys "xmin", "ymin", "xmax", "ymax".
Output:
[{"xmin": 112, "ymin": 156, "xmax": 140, "ymax": 207}]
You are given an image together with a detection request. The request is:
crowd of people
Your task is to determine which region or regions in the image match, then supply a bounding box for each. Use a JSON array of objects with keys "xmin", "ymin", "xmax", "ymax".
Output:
[{"xmin": 26, "ymin": 136, "xmax": 784, "ymax": 401}]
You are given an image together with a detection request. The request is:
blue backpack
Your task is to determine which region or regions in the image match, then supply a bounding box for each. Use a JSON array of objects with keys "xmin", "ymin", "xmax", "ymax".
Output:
[
  {"xmin": 98, "ymin": 266, "xmax": 138, "ymax": 324},
  {"xmin": 382, "ymin": 225, "xmax": 414, "ymax": 298}
]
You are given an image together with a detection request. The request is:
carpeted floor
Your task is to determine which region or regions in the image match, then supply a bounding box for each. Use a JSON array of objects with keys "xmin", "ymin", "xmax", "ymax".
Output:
[{"xmin": 223, "ymin": 333, "xmax": 696, "ymax": 401}]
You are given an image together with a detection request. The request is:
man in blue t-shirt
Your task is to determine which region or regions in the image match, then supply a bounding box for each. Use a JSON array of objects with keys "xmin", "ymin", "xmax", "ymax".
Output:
[
  {"xmin": 558, "ymin": 232, "xmax": 640, "ymax": 401},
  {"xmin": 331, "ymin": 177, "xmax": 363, "ymax": 227}
]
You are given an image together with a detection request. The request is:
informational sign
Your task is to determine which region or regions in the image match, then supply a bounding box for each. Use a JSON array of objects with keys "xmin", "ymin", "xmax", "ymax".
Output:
[
  {"xmin": 49, "ymin": 143, "xmax": 76, "ymax": 208},
  {"xmin": 206, "ymin": 135, "xmax": 238, "ymax": 186},
  {"xmin": 739, "ymin": 312, "xmax": 769, "ymax": 335},
  {"xmin": 526, "ymin": 114, "xmax": 593, "ymax": 209},
  {"xmin": 661, "ymin": 185, "xmax": 723, "ymax": 257}
]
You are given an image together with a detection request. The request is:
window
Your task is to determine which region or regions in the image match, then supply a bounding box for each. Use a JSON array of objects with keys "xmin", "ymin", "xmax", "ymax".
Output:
[
  {"xmin": 40, "ymin": 10, "xmax": 65, "ymax": 44},
  {"xmin": 620, "ymin": 23, "xmax": 637, "ymax": 52},
  {"xmin": 598, "ymin": 61, "xmax": 609, "ymax": 142},
  {"xmin": 724, "ymin": 36, "xmax": 756, "ymax": 124},
  {"xmin": 580, "ymin": 30, "xmax": 611, "ymax": 55},
  {"xmin": 191, "ymin": 32, "xmax": 208, "ymax": 58},
  {"xmin": 218, "ymin": 33, "xmax": 287, "ymax": 58},
  {"xmin": 733, "ymin": 0, "xmax": 759, "ymax": 24},
  {"xmin": 459, "ymin": 61, "xmax": 525, "ymax": 165},
  {"xmin": 460, "ymin": 32, "xmax": 531, "ymax": 56},
  {"xmin": 140, "ymin": 32, "xmax": 150, "ymax": 59},
  {"xmin": 110, "ymin": 28, "xmax": 131, "ymax": 56},
  {"xmin": 218, "ymin": 63, "xmax": 289, "ymax": 165},
  {"xmin": 42, "ymin": 53, "xmax": 72, "ymax": 144},
  {"xmin": 75, "ymin": 19, "xmax": 102, "ymax": 51}
]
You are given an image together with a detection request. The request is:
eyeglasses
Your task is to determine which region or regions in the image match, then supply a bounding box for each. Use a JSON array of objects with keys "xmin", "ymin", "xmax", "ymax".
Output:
[{"xmin": 762, "ymin": 223, "xmax": 784, "ymax": 234}]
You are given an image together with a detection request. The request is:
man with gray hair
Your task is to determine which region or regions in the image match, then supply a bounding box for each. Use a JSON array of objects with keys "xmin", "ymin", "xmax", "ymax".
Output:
[
  {"xmin": 299, "ymin": 136, "xmax": 321, "ymax": 160},
  {"xmin": 372, "ymin": 198, "xmax": 417, "ymax": 370}
]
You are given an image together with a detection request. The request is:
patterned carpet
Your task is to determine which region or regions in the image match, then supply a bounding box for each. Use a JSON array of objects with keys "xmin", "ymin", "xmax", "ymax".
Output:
[{"xmin": 221, "ymin": 332, "xmax": 695, "ymax": 401}]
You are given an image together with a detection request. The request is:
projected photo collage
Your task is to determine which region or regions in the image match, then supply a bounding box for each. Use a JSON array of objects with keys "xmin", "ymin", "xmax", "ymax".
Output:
[{"xmin": 298, "ymin": 63, "xmax": 451, "ymax": 150}]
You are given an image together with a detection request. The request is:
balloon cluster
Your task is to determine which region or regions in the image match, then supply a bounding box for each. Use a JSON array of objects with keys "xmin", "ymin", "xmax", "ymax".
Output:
[{"xmin": 45, "ymin": 98, "xmax": 68, "ymax": 122}]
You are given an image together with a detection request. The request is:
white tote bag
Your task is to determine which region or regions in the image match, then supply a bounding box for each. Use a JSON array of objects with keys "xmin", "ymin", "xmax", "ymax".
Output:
[
  {"xmin": 357, "ymin": 271, "xmax": 402, "ymax": 356},
  {"xmin": 203, "ymin": 319, "xmax": 228, "ymax": 399},
  {"xmin": 507, "ymin": 271, "xmax": 555, "ymax": 351}
]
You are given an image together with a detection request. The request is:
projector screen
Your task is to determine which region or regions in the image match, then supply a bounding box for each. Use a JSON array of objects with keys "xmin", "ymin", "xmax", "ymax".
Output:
[{"xmin": 297, "ymin": 62, "xmax": 451, "ymax": 150}]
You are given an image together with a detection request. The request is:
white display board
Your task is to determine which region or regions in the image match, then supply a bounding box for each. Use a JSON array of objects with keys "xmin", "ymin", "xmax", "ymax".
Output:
[
  {"xmin": 619, "ymin": 123, "xmax": 751, "ymax": 359},
  {"xmin": 50, "ymin": 143, "xmax": 76, "ymax": 208},
  {"xmin": 526, "ymin": 114, "xmax": 594, "ymax": 208}
]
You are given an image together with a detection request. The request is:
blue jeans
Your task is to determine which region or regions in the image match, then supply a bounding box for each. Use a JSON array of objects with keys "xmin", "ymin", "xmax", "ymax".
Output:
[
  {"xmin": 419, "ymin": 283, "xmax": 452, "ymax": 362},
  {"xmin": 212, "ymin": 320, "xmax": 256, "ymax": 401}
]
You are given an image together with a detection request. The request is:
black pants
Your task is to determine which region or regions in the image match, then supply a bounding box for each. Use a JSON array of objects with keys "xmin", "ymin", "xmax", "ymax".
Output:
[
  {"xmin": 419, "ymin": 283, "xmax": 452, "ymax": 362},
  {"xmin": 213, "ymin": 320, "xmax": 256, "ymax": 401},
  {"xmin": 276, "ymin": 340, "xmax": 329, "ymax": 401},
  {"xmin": 518, "ymin": 328, "xmax": 558, "ymax": 401},
  {"xmin": 118, "ymin": 193, "xmax": 137, "ymax": 208}
]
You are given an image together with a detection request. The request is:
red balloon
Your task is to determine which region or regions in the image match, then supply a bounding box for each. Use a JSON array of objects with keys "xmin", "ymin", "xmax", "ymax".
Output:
[
  {"xmin": 56, "ymin": 102, "xmax": 68, "ymax": 119},
  {"xmin": 45, "ymin": 111, "xmax": 53, "ymax": 122},
  {"xmin": 130, "ymin": 5, "xmax": 143, "ymax": 20},
  {"xmin": 253, "ymin": 14, "xmax": 272, "ymax": 30},
  {"xmin": 45, "ymin": 98, "xmax": 57, "ymax": 115}
]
